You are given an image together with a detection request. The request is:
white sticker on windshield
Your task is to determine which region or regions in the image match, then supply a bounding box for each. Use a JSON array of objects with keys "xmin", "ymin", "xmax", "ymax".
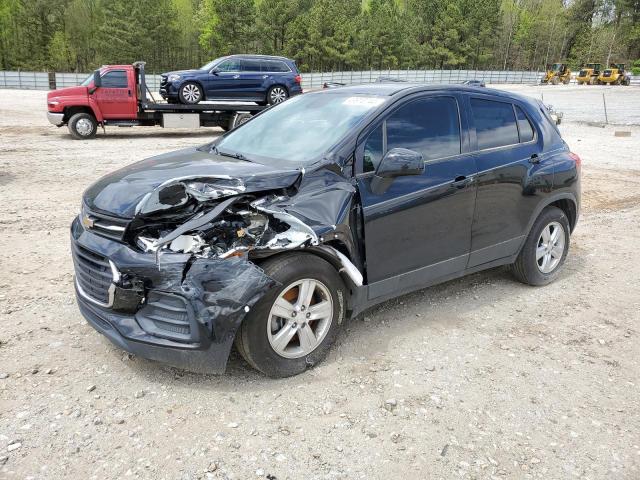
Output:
[{"xmin": 342, "ymin": 97, "xmax": 385, "ymax": 107}]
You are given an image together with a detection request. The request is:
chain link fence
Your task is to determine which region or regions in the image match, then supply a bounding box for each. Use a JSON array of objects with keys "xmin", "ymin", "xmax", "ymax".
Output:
[{"xmin": 1, "ymin": 69, "xmax": 638, "ymax": 91}]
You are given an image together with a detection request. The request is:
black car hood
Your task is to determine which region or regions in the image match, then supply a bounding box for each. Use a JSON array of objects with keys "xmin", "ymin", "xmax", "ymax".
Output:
[{"xmin": 83, "ymin": 147, "xmax": 302, "ymax": 218}]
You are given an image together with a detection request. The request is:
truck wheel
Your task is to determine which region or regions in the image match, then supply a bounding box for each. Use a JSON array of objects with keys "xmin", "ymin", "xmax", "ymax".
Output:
[
  {"xmin": 267, "ymin": 85, "xmax": 288, "ymax": 105},
  {"xmin": 551, "ymin": 76, "xmax": 559, "ymax": 85},
  {"xmin": 623, "ymin": 77, "xmax": 630, "ymax": 86},
  {"xmin": 68, "ymin": 112, "xmax": 97, "ymax": 140},
  {"xmin": 235, "ymin": 253, "xmax": 345, "ymax": 378},
  {"xmin": 230, "ymin": 112, "xmax": 252, "ymax": 130},
  {"xmin": 179, "ymin": 82, "xmax": 203, "ymax": 104}
]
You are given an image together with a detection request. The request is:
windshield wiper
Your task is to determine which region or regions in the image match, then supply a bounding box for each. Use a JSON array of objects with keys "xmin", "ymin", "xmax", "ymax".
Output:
[{"xmin": 211, "ymin": 145, "xmax": 251, "ymax": 162}]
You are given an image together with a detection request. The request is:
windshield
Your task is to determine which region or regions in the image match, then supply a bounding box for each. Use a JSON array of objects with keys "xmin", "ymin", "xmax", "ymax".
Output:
[
  {"xmin": 200, "ymin": 57, "xmax": 225, "ymax": 71},
  {"xmin": 215, "ymin": 93, "xmax": 386, "ymax": 165},
  {"xmin": 551, "ymin": 63, "xmax": 562, "ymax": 71}
]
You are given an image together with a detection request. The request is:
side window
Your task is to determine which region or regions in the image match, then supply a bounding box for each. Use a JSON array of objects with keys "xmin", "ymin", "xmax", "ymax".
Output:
[
  {"xmin": 101, "ymin": 70, "xmax": 128, "ymax": 88},
  {"xmin": 263, "ymin": 60, "xmax": 290, "ymax": 72},
  {"xmin": 217, "ymin": 59, "xmax": 241, "ymax": 72},
  {"xmin": 241, "ymin": 59, "xmax": 262, "ymax": 72},
  {"xmin": 363, "ymin": 124, "xmax": 384, "ymax": 173},
  {"xmin": 471, "ymin": 98, "xmax": 519, "ymax": 150},
  {"xmin": 515, "ymin": 105, "xmax": 534, "ymax": 143},
  {"xmin": 386, "ymin": 97, "xmax": 461, "ymax": 161}
]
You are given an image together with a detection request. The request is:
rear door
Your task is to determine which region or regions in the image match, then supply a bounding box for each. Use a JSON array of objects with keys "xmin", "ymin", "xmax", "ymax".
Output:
[
  {"xmin": 466, "ymin": 96, "xmax": 552, "ymax": 267},
  {"xmin": 356, "ymin": 94, "xmax": 478, "ymax": 298},
  {"xmin": 236, "ymin": 59, "xmax": 267, "ymax": 99},
  {"xmin": 94, "ymin": 69, "xmax": 137, "ymax": 119}
]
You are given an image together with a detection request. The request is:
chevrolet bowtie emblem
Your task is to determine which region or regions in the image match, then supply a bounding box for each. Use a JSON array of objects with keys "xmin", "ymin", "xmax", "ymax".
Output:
[{"xmin": 81, "ymin": 214, "xmax": 95, "ymax": 229}]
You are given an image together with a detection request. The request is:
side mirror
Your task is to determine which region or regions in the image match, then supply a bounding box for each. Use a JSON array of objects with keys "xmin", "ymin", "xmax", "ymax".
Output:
[
  {"xmin": 88, "ymin": 70, "xmax": 101, "ymax": 94},
  {"xmin": 210, "ymin": 68, "xmax": 219, "ymax": 75},
  {"xmin": 371, "ymin": 148, "xmax": 424, "ymax": 194}
]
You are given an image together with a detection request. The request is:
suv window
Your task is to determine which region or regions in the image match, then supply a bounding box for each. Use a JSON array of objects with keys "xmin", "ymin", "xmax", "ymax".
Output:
[
  {"xmin": 217, "ymin": 59, "xmax": 241, "ymax": 72},
  {"xmin": 262, "ymin": 60, "xmax": 290, "ymax": 73},
  {"xmin": 515, "ymin": 105, "xmax": 534, "ymax": 142},
  {"xmin": 101, "ymin": 70, "xmax": 128, "ymax": 88},
  {"xmin": 471, "ymin": 98, "xmax": 519, "ymax": 150},
  {"xmin": 363, "ymin": 124, "xmax": 384, "ymax": 173},
  {"xmin": 386, "ymin": 96, "xmax": 461, "ymax": 162},
  {"xmin": 241, "ymin": 59, "xmax": 262, "ymax": 72}
]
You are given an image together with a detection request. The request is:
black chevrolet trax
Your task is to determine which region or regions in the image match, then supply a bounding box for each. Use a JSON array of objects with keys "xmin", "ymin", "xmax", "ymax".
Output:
[{"xmin": 72, "ymin": 84, "xmax": 580, "ymax": 377}]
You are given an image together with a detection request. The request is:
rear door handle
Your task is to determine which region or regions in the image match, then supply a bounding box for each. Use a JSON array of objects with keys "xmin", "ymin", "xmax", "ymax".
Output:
[
  {"xmin": 529, "ymin": 153, "xmax": 540, "ymax": 164},
  {"xmin": 452, "ymin": 175, "xmax": 472, "ymax": 188}
]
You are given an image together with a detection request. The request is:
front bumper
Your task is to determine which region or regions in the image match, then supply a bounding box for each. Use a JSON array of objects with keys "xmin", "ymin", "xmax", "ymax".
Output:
[
  {"xmin": 47, "ymin": 111, "xmax": 64, "ymax": 126},
  {"xmin": 71, "ymin": 216, "xmax": 275, "ymax": 373}
]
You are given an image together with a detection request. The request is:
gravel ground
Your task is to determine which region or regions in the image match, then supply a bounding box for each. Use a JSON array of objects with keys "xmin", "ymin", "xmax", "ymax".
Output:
[{"xmin": 0, "ymin": 88, "xmax": 639, "ymax": 480}]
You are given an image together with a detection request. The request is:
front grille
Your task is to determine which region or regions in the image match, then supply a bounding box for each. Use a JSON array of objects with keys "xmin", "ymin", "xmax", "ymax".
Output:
[
  {"xmin": 135, "ymin": 292, "xmax": 193, "ymax": 342},
  {"xmin": 72, "ymin": 242, "xmax": 113, "ymax": 305},
  {"xmin": 83, "ymin": 208, "xmax": 129, "ymax": 242}
]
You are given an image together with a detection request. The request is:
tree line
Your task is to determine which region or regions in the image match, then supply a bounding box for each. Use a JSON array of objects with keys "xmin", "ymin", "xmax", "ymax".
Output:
[{"xmin": 0, "ymin": 0, "xmax": 638, "ymax": 74}]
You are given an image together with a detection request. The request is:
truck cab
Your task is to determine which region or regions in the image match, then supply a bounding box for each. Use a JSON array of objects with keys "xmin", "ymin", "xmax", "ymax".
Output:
[{"xmin": 47, "ymin": 65, "xmax": 139, "ymax": 138}]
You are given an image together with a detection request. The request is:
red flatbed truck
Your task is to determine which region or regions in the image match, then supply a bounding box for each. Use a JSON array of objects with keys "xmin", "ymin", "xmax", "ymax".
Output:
[{"xmin": 46, "ymin": 61, "xmax": 265, "ymax": 139}]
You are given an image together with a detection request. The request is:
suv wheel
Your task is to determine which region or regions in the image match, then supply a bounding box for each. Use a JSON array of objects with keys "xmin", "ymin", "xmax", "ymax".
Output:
[
  {"xmin": 235, "ymin": 253, "xmax": 345, "ymax": 377},
  {"xmin": 511, "ymin": 206, "xmax": 570, "ymax": 286},
  {"xmin": 267, "ymin": 85, "xmax": 288, "ymax": 105},
  {"xmin": 179, "ymin": 82, "xmax": 203, "ymax": 104},
  {"xmin": 68, "ymin": 112, "xmax": 97, "ymax": 140}
]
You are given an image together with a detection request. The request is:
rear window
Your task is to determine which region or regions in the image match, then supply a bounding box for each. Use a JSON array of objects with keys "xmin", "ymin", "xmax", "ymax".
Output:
[
  {"xmin": 515, "ymin": 105, "xmax": 534, "ymax": 142},
  {"xmin": 262, "ymin": 60, "xmax": 290, "ymax": 73},
  {"xmin": 471, "ymin": 98, "xmax": 519, "ymax": 150}
]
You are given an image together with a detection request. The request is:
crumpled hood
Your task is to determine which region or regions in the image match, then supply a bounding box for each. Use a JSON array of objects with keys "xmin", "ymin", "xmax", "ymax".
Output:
[{"xmin": 83, "ymin": 147, "xmax": 302, "ymax": 218}]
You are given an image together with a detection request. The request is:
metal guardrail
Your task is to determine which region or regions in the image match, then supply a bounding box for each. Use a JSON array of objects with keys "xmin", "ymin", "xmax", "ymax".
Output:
[{"xmin": 0, "ymin": 69, "xmax": 637, "ymax": 90}]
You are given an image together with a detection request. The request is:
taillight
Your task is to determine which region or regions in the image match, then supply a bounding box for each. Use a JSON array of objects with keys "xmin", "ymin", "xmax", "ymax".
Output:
[
  {"xmin": 294, "ymin": 74, "xmax": 302, "ymax": 84},
  {"xmin": 569, "ymin": 152, "xmax": 581, "ymax": 168}
]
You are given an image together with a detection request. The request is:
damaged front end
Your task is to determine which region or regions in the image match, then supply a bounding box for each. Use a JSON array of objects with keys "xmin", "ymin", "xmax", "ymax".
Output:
[{"xmin": 72, "ymin": 167, "xmax": 361, "ymax": 373}]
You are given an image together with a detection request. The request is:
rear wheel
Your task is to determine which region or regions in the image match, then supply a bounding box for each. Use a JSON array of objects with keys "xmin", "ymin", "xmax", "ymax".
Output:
[
  {"xmin": 235, "ymin": 253, "xmax": 345, "ymax": 377},
  {"xmin": 267, "ymin": 85, "xmax": 288, "ymax": 105},
  {"xmin": 178, "ymin": 82, "xmax": 203, "ymax": 104},
  {"xmin": 68, "ymin": 112, "xmax": 97, "ymax": 140},
  {"xmin": 511, "ymin": 206, "xmax": 570, "ymax": 286},
  {"xmin": 551, "ymin": 76, "xmax": 560, "ymax": 85}
]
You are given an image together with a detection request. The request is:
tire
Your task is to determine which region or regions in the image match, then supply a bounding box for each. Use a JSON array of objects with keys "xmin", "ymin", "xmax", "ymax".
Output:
[
  {"xmin": 229, "ymin": 112, "xmax": 252, "ymax": 130},
  {"xmin": 68, "ymin": 112, "xmax": 97, "ymax": 140},
  {"xmin": 178, "ymin": 82, "xmax": 203, "ymax": 104},
  {"xmin": 623, "ymin": 77, "xmax": 630, "ymax": 86},
  {"xmin": 563, "ymin": 77, "xmax": 570, "ymax": 84},
  {"xmin": 235, "ymin": 253, "xmax": 346, "ymax": 377},
  {"xmin": 266, "ymin": 85, "xmax": 289, "ymax": 105},
  {"xmin": 511, "ymin": 206, "xmax": 570, "ymax": 286},
  {"xmin": 551, "ymin": 76, "xmax": 559, "ymax": 85}
]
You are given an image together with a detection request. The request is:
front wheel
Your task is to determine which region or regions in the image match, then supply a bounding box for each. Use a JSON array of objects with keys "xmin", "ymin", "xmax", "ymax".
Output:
[
  {"xmin": 235, "ymin": 253, "xmax": 345, "ymax": 377},
  {"xmin": 266, "ymin": 85, "xmax": 288, "ymax": 105},
  {"xmin": 68, "ymin": 112, "xmax": 97, "ymax": 140},
  {"xmin": 179, "ymin": 82, "xmax": 203, "ymax": 104},
  {"xmin": 511, "ymin": 206, "xmax": 570, "ymax": 286}
]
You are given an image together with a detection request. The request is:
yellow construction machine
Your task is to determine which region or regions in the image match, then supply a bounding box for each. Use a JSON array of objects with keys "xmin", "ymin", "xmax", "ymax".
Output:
[
  {"xmin": 597, "ymin": 63, "xmax": 631, "ymax": 85},
  {"xmin": 542, "ymin": 63, "xmax": 571, "ymax": 85},
  {"xmin": 576, "ymin": 63, "xmax": 601, "ymax": 84}
]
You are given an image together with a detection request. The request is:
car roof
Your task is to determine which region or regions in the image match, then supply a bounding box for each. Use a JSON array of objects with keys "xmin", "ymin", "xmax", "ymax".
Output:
[
  {"xmin": 319, "ymin": 83, "xmax": 535, "ymax": 103},
  {"xmin": 226, "ymin": 54, "xmax": 293, "ymax": 62}
]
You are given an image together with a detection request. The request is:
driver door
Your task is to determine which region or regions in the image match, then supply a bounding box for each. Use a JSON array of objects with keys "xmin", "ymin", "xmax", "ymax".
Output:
[{"xmin": 356, "ymin": 94, "xmax": 477, "ymax": 298}]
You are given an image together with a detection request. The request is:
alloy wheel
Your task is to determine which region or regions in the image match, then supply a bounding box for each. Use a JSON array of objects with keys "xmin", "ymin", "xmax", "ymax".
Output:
[
  {"xmin": 536, "ymin": 221, "xmax": 566, "ymax": 274},
  {"xmin": 182, "ymin": 84, "xmax": 201, "ymax": 103},
  {"xmin": 269, "ymin": 87, "xmax": 287, "ymax": 104},
  {"xmin": 267, "ymin": 279, "xmax": 333, "ymax": 359}
]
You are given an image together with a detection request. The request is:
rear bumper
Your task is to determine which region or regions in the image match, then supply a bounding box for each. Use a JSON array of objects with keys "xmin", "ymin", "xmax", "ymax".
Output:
[{"xmin": 47, "ymin": 111, "xmax": 64, "ymax": 126}]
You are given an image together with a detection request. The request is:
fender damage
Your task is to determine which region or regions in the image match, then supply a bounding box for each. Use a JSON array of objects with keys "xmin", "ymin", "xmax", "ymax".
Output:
[{"xmin": 73, "ymin": 159, "xmax": 361, "ymax": 373}]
